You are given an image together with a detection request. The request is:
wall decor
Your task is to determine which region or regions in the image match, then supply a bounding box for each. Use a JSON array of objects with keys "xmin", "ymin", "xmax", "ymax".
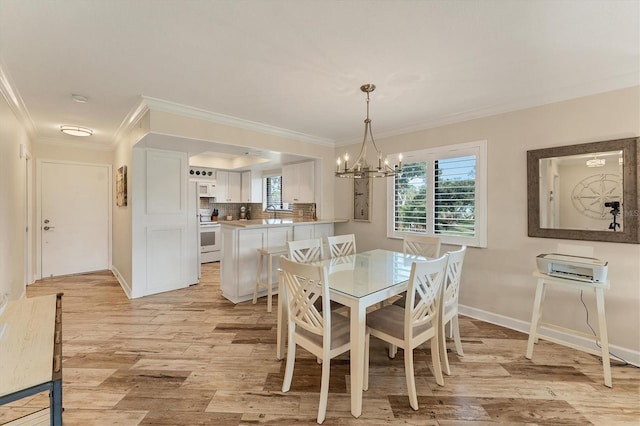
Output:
[
  {"xmin": 353, "ymin": 176, "xmax": 371, "ymax": 222},
  {"xmin": 571, "ymin": 173, "xmax": 622, "ymax": 220},
  {"xmin": 116, "ymin": 165, "xmax": 127, "ymax": 207}
]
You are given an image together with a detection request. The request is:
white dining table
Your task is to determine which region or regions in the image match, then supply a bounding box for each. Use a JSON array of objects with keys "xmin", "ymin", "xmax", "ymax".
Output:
[{"xmin": 276, "ymin": 249, "xmax": 421, "ymax": 418}]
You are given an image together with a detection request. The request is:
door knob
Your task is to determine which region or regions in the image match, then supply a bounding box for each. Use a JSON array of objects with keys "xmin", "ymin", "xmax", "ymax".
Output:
[{"xmin": 44, "ymin": 226, "xmax": 55, "ymax": 231}]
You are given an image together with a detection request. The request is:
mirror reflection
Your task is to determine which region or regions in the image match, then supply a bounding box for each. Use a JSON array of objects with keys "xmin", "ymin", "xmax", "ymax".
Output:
[{"xmin": 539, "ymin": 150, "xmax": 623, "ymax": 231}]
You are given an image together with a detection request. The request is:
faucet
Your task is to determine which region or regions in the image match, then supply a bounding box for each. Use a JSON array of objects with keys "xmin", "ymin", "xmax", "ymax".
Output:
[{"xmin": 267, "ymin": 204, "xmax": 278, "ymax": 219}]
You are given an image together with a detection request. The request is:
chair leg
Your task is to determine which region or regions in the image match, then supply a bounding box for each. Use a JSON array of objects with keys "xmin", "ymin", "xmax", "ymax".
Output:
[
  {"xmin": 404, "ymin": 348, "xmax": 419, "ymax": 410},
  {"xmin": 440, "ymin": 318, "xmax": 451, "ymax": 376},
  {"xmin": 253, "ymin": 253, "xmax": 262, "ymax": 305},
  {"xmin": 317, "ymin": 358, "xmax": 330, "ymax": 424},
  {"xmin": 388, "ymin": 343, "xmax": 397, "ymax": 359},
  {"xmin": 282, "ymin": 334, "xmax": 296, "ymax": 392},
  {"xmin": 266, "ymin": 254, "xmax": 273, "ymax": 312},
  {"xmin": 452, "ymin": 315, "xmax": 464, "ymax": 356},
  {"xmin": 431, "ymin": 335, "xmax": 444, "ymax": 387}
]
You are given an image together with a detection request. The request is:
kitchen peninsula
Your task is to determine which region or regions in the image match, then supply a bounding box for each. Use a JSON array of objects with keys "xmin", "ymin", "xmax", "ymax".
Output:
[{"xmin": 219, "ymin": 218, "xmax": 347, "ymax": 303}]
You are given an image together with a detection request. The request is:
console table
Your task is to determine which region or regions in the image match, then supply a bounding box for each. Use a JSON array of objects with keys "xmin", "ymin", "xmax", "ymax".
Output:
[
  {"xmin": 525, "ymin": 272, "xmax": 611, "ymax": 387},
  {"xmin": 0, "ymin": 293, "xmax": 63, "ymax": 425}
]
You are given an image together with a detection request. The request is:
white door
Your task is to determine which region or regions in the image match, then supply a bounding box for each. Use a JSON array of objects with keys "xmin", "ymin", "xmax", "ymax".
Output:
[{"xmin": 40, "ymin": 161, "xmax": 110, "ymax": 278}]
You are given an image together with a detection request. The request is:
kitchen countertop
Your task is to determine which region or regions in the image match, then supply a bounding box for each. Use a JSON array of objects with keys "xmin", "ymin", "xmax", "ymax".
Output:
[{"xmin": 219, "ymin": 218, "xmax": 348, "ymax": 228}]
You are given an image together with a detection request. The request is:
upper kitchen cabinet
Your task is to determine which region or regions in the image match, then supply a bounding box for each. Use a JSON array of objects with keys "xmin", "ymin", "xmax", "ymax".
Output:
[
  {"xmin": 282, "ymin": 161, "xmax": 315, "ymax": 203},
  {"xmin": 241, "ymin": 171, "xmax": 262, "ymax": 203},
  {"xmin": 216, "ymin": 171, "xmax": 242, "ymax": 202}
]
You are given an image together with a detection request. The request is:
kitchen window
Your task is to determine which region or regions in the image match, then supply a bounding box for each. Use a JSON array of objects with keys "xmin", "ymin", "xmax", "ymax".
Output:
[
  {"xmin": 264, "ymin": 175, "xmax": 291, "ymax": 211},
  {"xmin": 387, "ymin": 140, "xmax": 487, "ymax": 247}
]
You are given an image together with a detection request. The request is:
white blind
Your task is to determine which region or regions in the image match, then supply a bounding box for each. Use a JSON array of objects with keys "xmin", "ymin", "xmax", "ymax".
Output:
[
  {"xmin": 393, "ymin": 155, "xmax": 477, "ymax": 236},
  {"xmin": 265, "ymin": 176, "xmax": 283, "ymax": 209},
  {"xmin": 394, "ymin": 162, "xmax": 428, "ymax": 232},
  {"xmin": 434, "ymin": 155, "xmax": 476, "ymax": 237}
]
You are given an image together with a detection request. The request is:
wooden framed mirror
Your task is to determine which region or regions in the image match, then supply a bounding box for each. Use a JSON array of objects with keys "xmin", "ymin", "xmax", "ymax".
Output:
[{"xmin": 527, "ymin": 137, "xmax": 639, "ymax": 243}]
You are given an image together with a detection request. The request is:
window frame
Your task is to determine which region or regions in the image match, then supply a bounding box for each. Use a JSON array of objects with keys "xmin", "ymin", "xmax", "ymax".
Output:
[{"xmin": 386, "ymin": 140, "xmax": 487, "ymax": 248}]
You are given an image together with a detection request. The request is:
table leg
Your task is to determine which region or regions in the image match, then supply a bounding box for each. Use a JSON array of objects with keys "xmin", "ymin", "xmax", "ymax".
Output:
[
  {"xmin": 349, "ymin": 303, "xmax": 366, "ymax": 418},
  {"xmin": 276, "ymin": 272, "xmax": 286, "ymax": 360},
  {"xmin": 50, "ymin": 379, "xmax": 62, "ymax": 426},
  {"xmin": 595, "ymin": 288, "xmax": 612, "ymax": 387},
  {"xmin": 526, "ymin": 279, "xmax": 545, "ymax": 359}
]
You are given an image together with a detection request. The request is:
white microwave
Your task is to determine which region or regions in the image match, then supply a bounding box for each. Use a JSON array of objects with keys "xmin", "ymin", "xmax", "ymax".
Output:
[{"xmin": 198, "ymin": 182, "xmax": 217, "ymax": 198}]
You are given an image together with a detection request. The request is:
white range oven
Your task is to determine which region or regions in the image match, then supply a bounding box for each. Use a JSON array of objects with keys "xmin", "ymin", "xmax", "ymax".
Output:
[{"xmin": 200, "ymin": 222, "xmax": 221, "ymax": 263}]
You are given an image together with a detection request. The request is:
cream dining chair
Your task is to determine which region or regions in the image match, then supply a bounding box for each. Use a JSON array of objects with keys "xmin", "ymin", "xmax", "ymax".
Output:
[
  {"xmin": 389, "ymin": 234, "xmax": 442, "ymax": 325},
  {"xmin": 287, "ymin": 238, "xmax": 324, "ymax": 263},
  {"xmin": 439, "ymin": 245, "xmax": 466, "ymax": 375},
  {"xmin": 279, "ymin": 256, "xmax": 369, "ymax": 424},
  {"xmin": 403, "ymin": 234, "xmax": 441, "ymax": 258},
  {"xmin": 327, "ymin": 234, "xmax": 356, "ymax": 258},
  {"xmin": 366, "ymin": 254, "xmax": 448, "ymax": 410}
]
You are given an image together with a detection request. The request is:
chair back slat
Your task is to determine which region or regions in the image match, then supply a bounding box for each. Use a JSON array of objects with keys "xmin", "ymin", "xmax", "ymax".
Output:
[
  {"xmin": 443, "ymin": 246, "xmax": 466, "ymax": 309},
  {"xmin": 327, "ymin": 234, "xmax": 356, "ymax": 258},
  {"xmin": 403, "ymin": 235, "xmax": 441, "ymax": 259},
  {"xmin": 288, "ymin": 238, "xmax": 324, "ymax": 263},
  {"xmin": 405, "ymin": 255, "xmax": 448, "ymax": 336}
]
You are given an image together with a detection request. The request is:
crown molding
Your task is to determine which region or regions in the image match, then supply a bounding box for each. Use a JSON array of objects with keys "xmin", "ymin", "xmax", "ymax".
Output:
[
  {"xmin": 0, "ymin": 60, "xmax": 37, "ymax": 139},
  {"xmin": 112, "ymin": 96, "xmax": 150, "ymax": 148},
  {"xmin": 141, "ymin": 95, "xmax": 335, "ymax": 147},
  {"xmin": 36, "ymin": 136, "xmax": 114, "ymax": 151}
]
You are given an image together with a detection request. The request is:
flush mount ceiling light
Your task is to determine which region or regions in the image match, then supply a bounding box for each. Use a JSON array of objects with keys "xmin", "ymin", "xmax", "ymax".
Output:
[
  {"xmin": 60, "ymin": 125, "xmax": 93, "ymax": 137},
  {"xmin": 335, "ymin": 84, "xmax": 401, "ymax": 178},
  {"xmin": 586, "ymin": 155, "xmax": 605, "ymax": 167}
]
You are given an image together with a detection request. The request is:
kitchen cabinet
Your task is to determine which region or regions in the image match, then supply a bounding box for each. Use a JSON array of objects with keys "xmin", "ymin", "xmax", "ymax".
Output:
[
  {"xmin": 220, "ymin": 224, "xmax": 293, "ymax": 303},
  {"xmin": 216, "ymin": 171, "xmax": 241, "ymax": 202},
  {"xmin": 282, "ymin": 161, "xmax": 314, "ymax": 203},
  {"xmin": 241, "ymin": 170, "xmax": 262, "ymax": 203},
  {"xmin": 293, "ymin": 223, "xmax": 334, "ymax": 241}
]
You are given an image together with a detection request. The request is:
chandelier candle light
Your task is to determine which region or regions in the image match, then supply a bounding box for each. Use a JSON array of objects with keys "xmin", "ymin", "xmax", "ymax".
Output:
[{"xmin": 335, "ymin": 84, "xmax": 401, "ymax": 178}]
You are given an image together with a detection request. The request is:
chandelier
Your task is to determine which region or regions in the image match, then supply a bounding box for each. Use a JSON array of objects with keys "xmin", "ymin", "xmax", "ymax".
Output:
[{"xmin": 335, "ymin": 84, "xmax": 401, "ymax": 178}]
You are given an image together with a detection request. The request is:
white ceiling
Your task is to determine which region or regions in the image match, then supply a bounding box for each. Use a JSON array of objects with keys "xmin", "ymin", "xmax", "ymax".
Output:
[{"xmin": 1, "ymin": 0, "xmax": 638, "ymax": 164}]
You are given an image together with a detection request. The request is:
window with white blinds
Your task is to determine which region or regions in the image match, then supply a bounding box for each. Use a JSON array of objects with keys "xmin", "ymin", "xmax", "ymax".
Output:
[
  {"xmin": 264, "ymin": 175, "xmax": 291, "ymax": 211},
  {"xmin": 393, "ymin": 162, "xmax": 428, "ymax": 232},
  {"xmin": 387, "ymin": 140, "xmax": 487, "ymax": 247},
  {"xmin": 434, "ymin": 155, "xmax": 477, "ymax": 237},
  {"xmin": 265, "ymin": 176, "xmax": 283, "ymax": 208}
]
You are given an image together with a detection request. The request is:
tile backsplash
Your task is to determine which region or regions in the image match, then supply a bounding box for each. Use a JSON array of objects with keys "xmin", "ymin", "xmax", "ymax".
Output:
[{"xmin": 198, "ymin": 200, "xmax": 317, "ymax": 221}]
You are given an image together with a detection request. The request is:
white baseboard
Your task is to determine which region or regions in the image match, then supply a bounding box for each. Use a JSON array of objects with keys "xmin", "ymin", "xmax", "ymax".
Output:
[
  {"xmin": 458, "ymin": 304, "xmax": 640, "ymax": 367},
  {"xmin": 111, "ymin": 265, "xmax": 132, "ymax": 299}
]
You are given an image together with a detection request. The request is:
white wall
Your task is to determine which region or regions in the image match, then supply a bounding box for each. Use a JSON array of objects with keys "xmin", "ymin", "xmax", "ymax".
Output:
[
  {"xmin": 0, "ymin": 94, "xmax": 31, "ymax": 300},
  {"xmin": 335, "ymin": 86, "xmax": 640, "ymax": 360},
  {"xmin": 112, "ymin": 111, "xmax": 151, "ymax": 296},
  {"xmin": 34, "ymin": 142, "xmax": 113, "ymax": 164}
]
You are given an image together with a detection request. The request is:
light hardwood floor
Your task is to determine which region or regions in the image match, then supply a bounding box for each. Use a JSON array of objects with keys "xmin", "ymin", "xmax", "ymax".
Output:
[{"xmin": 1, "ymin": 262, "xmax": 638, "ymax": 425}]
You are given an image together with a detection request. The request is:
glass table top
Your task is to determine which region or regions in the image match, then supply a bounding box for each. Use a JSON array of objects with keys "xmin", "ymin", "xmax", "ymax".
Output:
[{"xmin": 310, "ymin": 249, "xmax": 425, "ymax": 299}]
